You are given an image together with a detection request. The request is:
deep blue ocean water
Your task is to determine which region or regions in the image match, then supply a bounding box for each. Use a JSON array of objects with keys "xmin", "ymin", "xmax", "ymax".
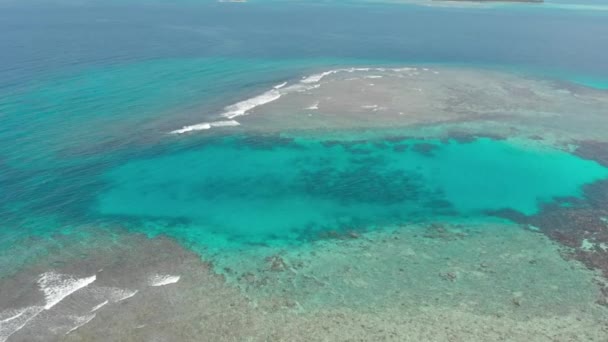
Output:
[{"xmin": 1, "ymin": 0, "xmax": 608, "ymax": 276}]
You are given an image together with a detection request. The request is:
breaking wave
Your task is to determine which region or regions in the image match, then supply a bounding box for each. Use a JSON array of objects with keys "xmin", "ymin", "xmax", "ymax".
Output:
[{"xmin": 169, "ymin": 66, "xmax": 425, "ymax": 134}]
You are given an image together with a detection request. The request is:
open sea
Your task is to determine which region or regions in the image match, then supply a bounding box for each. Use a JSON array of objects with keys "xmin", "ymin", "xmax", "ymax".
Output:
[{"xmin": 1, "ymin": 0, "xmax": 608, "ymax": 341}]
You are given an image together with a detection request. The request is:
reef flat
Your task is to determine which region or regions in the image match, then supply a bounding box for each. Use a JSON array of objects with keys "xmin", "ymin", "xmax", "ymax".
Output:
[
  {"xmin": 1, "ymin": 224, "xmax": 607, "ymax": 342},
  {"xmin": 174, "ymin": 67, "xmax": 608, "ymax": 145},
  {"xmin": 3, "ymin": 66, "xmax": 608, "ymax": 341}
]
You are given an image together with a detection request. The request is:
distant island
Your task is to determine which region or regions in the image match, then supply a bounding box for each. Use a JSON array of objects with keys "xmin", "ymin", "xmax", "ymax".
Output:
[{"xmin": 436, "ymin": 0, "xmax": 543, "ymax": 2}]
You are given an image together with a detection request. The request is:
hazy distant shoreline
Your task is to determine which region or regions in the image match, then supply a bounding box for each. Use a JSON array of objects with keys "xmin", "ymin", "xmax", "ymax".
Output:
[{"xmin": 435, "ymin": 0, "xmax": 543, "ymax": 3}]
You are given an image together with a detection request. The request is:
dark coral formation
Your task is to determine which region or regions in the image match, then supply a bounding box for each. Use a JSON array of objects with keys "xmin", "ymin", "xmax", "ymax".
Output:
[
  {"xmin": 411, "ymin": 143, "xmax": 439, "ymax": 157},
  {"xmin": 494, "ymin": 181, "xmax": 608, "ymax": 276},
  {"xmin": 300, "ymin": 165, "xmax": 425, "ymax": 204},
  {"xmin": 491, "ymin": 140, "xmax": 608, "ymax": 304},
  {"xmin": 575, "ymin": 140, "xmax": 608, "ymax": 168},
  {"xmin": 444, "ymin": 130, "xmax": 506, "ymax": 144}
]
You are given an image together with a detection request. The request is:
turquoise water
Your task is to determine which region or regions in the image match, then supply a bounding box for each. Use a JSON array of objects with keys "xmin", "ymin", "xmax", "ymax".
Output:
[
  {"xmin": 1, "ymin": 2, "xmax": 608, "ymax": 339},
  {"xmin": 95, "ymin": 135, "xmax": 607, "ymax": 247},
  {"xmin": 1, "ymin": 0, "xmax": 608, "ymax": 276}
]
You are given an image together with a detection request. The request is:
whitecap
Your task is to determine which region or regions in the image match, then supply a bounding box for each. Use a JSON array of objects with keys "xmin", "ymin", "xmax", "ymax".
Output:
[
  {"xmin": 306, "ymin": 101, "xmax": 320, "ymax": 110},
  {"xmin": 83, "ymin": 287, "xmax": 138, "ymax": 313},
  {"xmin": 171, "ymin": 88, "xmax": 283, "ymax": 134},
  {"xmin": 0, "ymin": 311, "xmax": 25, "ymax": 323},
  {"xmin": 273, "ymin": 81, "xmax": 287, "ymax": 89},
  {"xmin": 222, "ymin": 89, "xmax": 282, "ymax": 119},
  {"xmin": 148, "ymin": 274, "xmax": 180, "ymax": 287},
  {"xmin": 171, "ymin": 122, "xmax": 211, "ymax": 133},
  {"xmin": 90, "ymin": 300, "xmax": 108, "ymax": 312},
  {"xmin": 65, "ymin": 314, "xmax": 96, "ymax": 335},
  {"xmin": 210, "ymin": 120, "xmax": 240, "ymax": 127},
  {"xmin": 0, "ymin": 306, "xmax": 44, "ymax": 342},
  {"xmin": 170, "ymin": 120, "xmax": 240, "ymax": 134},
  {"xmin": 391, "ymin": 67, "xmax": 417, "ymax": 72},
  {"xmin": 1, "ymin": 272, "xmax": 95, "ymax": 341},
  {"xmin": 38, "ymin": 272, "xmax": 96, "ymax": 310},
  {"xmin": 169, "ymin": 65, "xmax": 426, "ymax": 134},
  {"xmin": 301, "ymin": 70, "xmax": 337, "ymax": 84},
  {"xmin": 301, "ymin": 68, "xmax": 374, "ymax": 84},
  {"xmin": 109, "ymin": 289, "xmax": 138, "ymax": 302}
]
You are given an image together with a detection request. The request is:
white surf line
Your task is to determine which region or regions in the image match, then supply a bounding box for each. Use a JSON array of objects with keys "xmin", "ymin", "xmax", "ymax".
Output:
[
  {"xmin": 38, "ymin": 272, "xmax": 97, "ymax": 310},
  {"xmin": 0, "ymin": 306, "xmax": 45, "ymax": 342},
  {"xmin": 82, "ymin": 286, "xmax": 138, "ymax": 315},
  {"xmin": 0, "ymin": 311, "xmax": 25, "ymax": 323},
  {"xmin": 222, "ymin": 89, "xmax": 282, "ymax": 119},
  {"xmin": 169, "ymin": 87, "xmax": 285, "ymax": 134},
  {"xmin": 300, "ymin": 67, "xmax": 373, "ymax": 84},
  {"xmin": 90, "ymin": 300, "xmax": 109, "ymax": 313},
  {"xmin": 169, "ymin": 66, "xmax": 425, "ymax": 134},
  {"xmin": 65, "ymin": 313, "xmax": 96, "ymax": 335},
  {"xmin": 273, "ymin": 81, "xmax": 287, "ymax": 89},
  {"xmin": 112, "ymin": 289, "xmax": 138, "ymax": 302},
  {"xmin": 0, "ymin": 271, "xmax": 96, "ymax": 342},
  {"xmin": 170, "ymin": 119, "xmax": 240, "ymax": 134},
  {"xmin": 148, "ymin": 274, "xmax": 181, "ymax": 287},
  {"xmin": 300, "ymin": 70, "xmax": 338, "ymax": 84}
]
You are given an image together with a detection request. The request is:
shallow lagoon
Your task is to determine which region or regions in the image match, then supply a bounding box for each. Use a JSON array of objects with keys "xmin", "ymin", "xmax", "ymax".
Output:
[
  {"xmin": 3, "ymin": 65, "xmax": 608, "ymax": 341},
  {"xmin": 98, "ymin": 135, "xmax": 607, "ymax": 246},
  {"xmin": 2, "ymin": 0, "xmax": 608, "ymax": 340}
]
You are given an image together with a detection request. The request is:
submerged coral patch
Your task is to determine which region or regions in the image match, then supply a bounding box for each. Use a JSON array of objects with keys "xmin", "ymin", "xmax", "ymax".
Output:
[{"xmin": 95, "ymin": 134, "xmax": 608, "ymax": 248}]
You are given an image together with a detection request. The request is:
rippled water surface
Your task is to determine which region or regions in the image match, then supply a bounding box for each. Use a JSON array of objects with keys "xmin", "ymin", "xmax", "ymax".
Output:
[{"xmin": 1, "ymin": 0, "xmax": 608, "ymax": 341}]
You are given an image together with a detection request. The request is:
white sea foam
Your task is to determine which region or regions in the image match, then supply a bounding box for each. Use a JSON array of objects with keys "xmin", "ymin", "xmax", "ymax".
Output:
[
  {"xmin": 91, "ymin": 286, "xmax": 139, "ymax": 303},
  {"xmin": 172, "ymin": 122, "xmax": 211, "ymax": 133},
  {"xmin": 300, "ymin": 67, "xmax": 373, "ymax": 84},
  {"xmin": 0, "ymin": 272, "xmax": 96, "ymax": 341},
  {"xmin": 169, "ymin": 66, "xmax": 424, "ymax": 134},
  {"xmin": 90, "ymin": 300, "xmax": 108, "ymax": 312},
  {"xmin": 210, "ymin": 120, "xmax": 240, "ymax": 127},
  {"xmin": 65, "ymin": 314, "xmax": 96, "ymax": 335},
  {"xmin": 148, "ymin": 274, "xmax": 181, "ymax": 287},
  {"xmin": 82, "ymin": 287, "xmax": 138, "ymax": 314},
  {"xmin": 392, "ymin": 67, "xmax": 417, "ymax": 72},
  {"xmin": 0, "ymin": 311, "xmax": 25, "ymax": 323},
  {"xmin": 280, "ymin": 83, "xmax": 320, "ymax": 93},
  {"xmin": 301, "ymin": 70, "xmax": 337, "ymax": 84},
  {"xmin": 110, "ymin": 289, "xmax": 138, "ymax": 302},
  {"xmin": 273, "ymin": 81, "xmax": 287, "ymax": 89},
  {"xmin": 222, "ymin": 89, "xmax": 282, "ymax": 119},
  {"xmin": 38, "ymin": 272, "xmax": 97, "ymax": 310},
  {"xmin": 170, "ymin": 120, "xmax": 240, "ymax": 134},
  {"xmin": 306, "ymin": 101, "xmax": 320, "ymax": 110},
  {"xmin": 0, "ymin": 306, "xmax": 44, "ymax": 342}
]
